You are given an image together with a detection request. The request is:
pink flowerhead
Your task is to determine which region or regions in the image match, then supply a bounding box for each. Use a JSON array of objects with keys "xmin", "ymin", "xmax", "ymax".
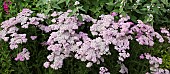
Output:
[
  {"xmin": 51, "ymin": 11, "xmax": 57, "ymax": 17},
  {"xmin": 43, "ymin": 62, "xmax": 50, "ymax": 68},
  {"xmin": 144, "ymin": 53, "xmax": 151, "ymax": 59},
  {"xmin": 15, "ymin": 48, "xmax": 30, "ymax": 61},
  {"xmin": 41, "ymin": 41, "xmax": 49, "ymax": 46},
  {"xmin": 99, "ymin": 67, "xmax": 110, "ymax": 74},
  {"xmin": 30, "ymin": 36, "xmax": 37, "ymax": 40},
  {"xmin": 111, "ymin": 12, "xmax": 117, "ymax": 16},
  {"xmin": 127, "ymin": 22, "xmax": 134, "ymax": 25},
  {"xmin": 139, "ymin": 54, "xmax": 145, "ymax": 59}
]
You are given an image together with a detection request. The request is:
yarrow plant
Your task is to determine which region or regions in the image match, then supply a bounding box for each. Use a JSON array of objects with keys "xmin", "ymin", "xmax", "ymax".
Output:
[
  {"xmin": 160, "ymin": 28, "xmax": 170, "ymax": 43},
  {"xmin": 99, "ymin": 67, "xmax": 110, "ymax": 74},
  {"xmin": 15, "ymin": 48, "xmax": 30, "ymax": 61},
  {"xmin": 0, "ymin": 8, "xmax": 47, "ymax": 62},
  {"xmin": 0, "ymin": 8, "xmax": 170, "ymax": 73},
  {"xmin": 140, "ymin": 53, "xmax": 169, "ymax": 74}
]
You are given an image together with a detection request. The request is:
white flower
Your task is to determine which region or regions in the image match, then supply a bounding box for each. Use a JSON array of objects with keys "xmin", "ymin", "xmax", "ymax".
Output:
[
  {"xmin": 51, "ymin": 19, "xmax": 56, "ymax": 23},
  {"xmin": 74, "ymin": 1, "xmax": 80, "ymax": 5},
  {"xmin": 51, "ymin": 11, "xmax": 57, "ymax": 17},
  {"xmin": 86, "ymin": 62, "xmax": 93, "ymax": 67},
  {"xmin": 136, "ymin": 0, "xmax": 140, "ymax": 3}
]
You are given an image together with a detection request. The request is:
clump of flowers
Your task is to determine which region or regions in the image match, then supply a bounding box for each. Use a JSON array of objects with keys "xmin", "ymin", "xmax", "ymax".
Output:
[
  {"xmin": 15, "ymin": 48, "xmax": 30, "ymax": 61},
  {"xmin": 0, "ymin": 8, "xmax": 170, "ymax": 73},
  {"xmin": 90, "ymin": 13, "xmax": 166, "ymax": 73},
  {"xmin": 99, "ymin": 67, "xmax": 110, "ymax": 74},
  {"xmin": 160, "ymin": 28, "xmax": 170, "ymax": 43},
  {"xmin": 0, "ymin": 9, "xmax": 33, "ymax": 50},
  {"xmin": 30, "ymin": 36, "xmax": 37, "ymax": 40},
  {"xmin": 131, "ymin": 20, "xmax": 164, "ymax": 46},
  {"xmin": 0, "ymin": 8, "xmax": 47, "ymax": 62},
  {"xmin": 9, "ymin": 33, "xmax": 27, "ymax": 50},
  {"xmin": 44, "ymin": 10, "xmax": 84, "ymax": 69},
  {"xmin": 140, "ymin": 53, "xmax": 169, "ymax": 74},
  {"xmin": 75, "ymin": 36, "xmax": 110, "ymax": 65},
  {"xmin": 44, "ymin": 10, "xmax": 110, "ymax": 69},
  {"xmin": 90, "ymin": 14, "xmax": 132, "ymax": 62}
]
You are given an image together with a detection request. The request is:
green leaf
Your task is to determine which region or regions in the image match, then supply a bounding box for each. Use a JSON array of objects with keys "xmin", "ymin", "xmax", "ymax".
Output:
[
  {"xmin": 0, "ymin": 12, "xmax": 2, "ymax": 17},
  {"xmin": 143, "ymin": 4, "xmax": 151, "ymax": 7},
  {"xmin": 130, "ymin": 0, "xmax": 133, "ymax": 3},
  {"xmin": 130, "ymin": 15, "xmax": 137, "ymax": 23},
  {"xmin": 119, "ymin": 8, "xmax": 123, "ymax": 13},
  {"xmin": 140, "ymin": 8, "xmax": 147, "ymax": 11},
  {"xmin": 113, "ymin": 9, "xmax": 119, "ymax": 13},
  {"xmin": 143, "ymin": 16, "xmax": 149, "ymax": 23},
  {"xmin": 121, "ymin": 11, "xmax": 126, "ymax": 16},
  {"xmin": 36, "ymin": 1, "xmax": 43, "ymax": 7},
  {"xmin": 135, "ymin": 10, "xmax": 143, "ymax": 14},
  {"xmin": 106, "ymin": 6, "xmax": 113, "ymax": 11},
  {"xmin": 77, "ymin": 14, "xmax": 83, "ymax": 22},
  {"xmin": 32, "ymin": 8, "xmax": 39, "ymax": 11},
  {"xmin": 51, "ymin": 0, "xmax": 58, "ymax": 2},
  {"xmin": 106, "ymin": 2, "xmax": 114, "ymax": 6},
  {"xmin": 68, "ymin": 8, "xmax": 78, "ymax": 17},
  {"xmin": 83, "ymin": 5, "xmax": 89, "ymax": 13},
  {"xmin": 77, "ymin": 6, "xmax": 86, "ymax": 12},
  {"xmin": 66, "ymin": 0, "xmax": 70, "ymax": 6},
  {"xmin": 57, "ymin": 0, "xmax": 65, "ymax": 4},
  {"xmin": 133, "ymin": 5, "xmax": 138, "ymax": 9},
  {"xmin": 90, "ymin": 7, "xmax": 101, "ymax": 13},
  {"xmin": 151, "ymin": 0, "xmax": 158, "ymax": 3},
  {"xmin": 52, "ymin": 4, "xmax": 61, "ymax": 9},
  {"xmin": 161, "ymin": 0, "xmax": 168, "ymax": 6},
  {"xmin": 115, "ymin": 3, "xmax": 122, "ymax": 7},
  {"xmin": 44, "ymin": 9, "xmax": 50, "ymax": 14}
]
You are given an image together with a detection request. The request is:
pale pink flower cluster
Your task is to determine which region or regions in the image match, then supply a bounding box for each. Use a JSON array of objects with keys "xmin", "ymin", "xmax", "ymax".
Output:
[
  {"xmin": 1, "ymin": 9, "xmax": 170, "ymax": 73},
  {"xmin": 0, "ymin": 9, "xmax": 32, "ymax": 49},
  {"xmin": 15, "ymin": 48, "xmax": 30, "ymax": 61},
  {"xmin": 43, "ymin": 61, "xmax": 50, "ymax": 68},
  {"xmin": 161, "ymin": 28, "xmax": 170, "ymax": 35},
  {"xmin": 43, "ymin": 11, "xmax": 170, "ymax": 73},
  {"xmin": 44, "ymin": 10, "xmax": 110, "ymax": 69},
  {"xmin": 131, "ymin": 20, "xmax": 164, "ymax": 46},
  {"xmin": 90, "ymin": 14, "xmax": 166, "ymax": 73},
  {"xmin": 140, "ymin": 53, "xmax": 170, "ymax": 74},
  {"xmin": 0, "ymin": 9, "xmax": 47, "ymax": 61},
  {"xmin": 75, "ymin": 37, "xmax": 110, "ymax": 65},
  {"xmin": 90, "ymin": 15, "xmax": 132, "ymax": 62},
  {"xmin": 30, "ymin": 36, "xmax": 37, "ymax": 40},
  {"xmin": 44, "ymin": 10, "xmax": 83, "ymax": 69},
  {"xmin": 9, "ymin": 33, "xmax": 27, "ymax": 50},
  {"xmin": 0, "ymin": 8, "xmax": 48, "ymax": 46},
  {"xmin": 111, "ymin": 12, "xmax": 117, "ymax": 16},
  {"xmin": 99, "ymin": 67, "xmax": 110, "ymax": 74},
  {"xmin": 161, "ymin": 28, "xmax": 170, "ymax": 43}
]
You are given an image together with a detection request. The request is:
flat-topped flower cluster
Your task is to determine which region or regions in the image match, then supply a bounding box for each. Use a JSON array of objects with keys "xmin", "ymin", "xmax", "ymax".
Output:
[{"xmin": 0, "ymin": 9, "xmax": 169, "ymax": 74}]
